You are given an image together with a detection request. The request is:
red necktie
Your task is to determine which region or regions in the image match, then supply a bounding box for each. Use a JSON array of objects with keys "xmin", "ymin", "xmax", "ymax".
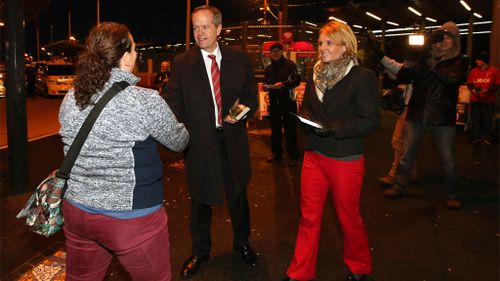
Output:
[{"xmin": 208, "ymin": 55, "xmax": 222, "ymax": 125}]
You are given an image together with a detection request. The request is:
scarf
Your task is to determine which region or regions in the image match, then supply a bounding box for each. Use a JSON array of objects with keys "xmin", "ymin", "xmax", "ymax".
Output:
[{"xmin": 314, "ymin": 54, "xmax": 358, "ymax": 94}]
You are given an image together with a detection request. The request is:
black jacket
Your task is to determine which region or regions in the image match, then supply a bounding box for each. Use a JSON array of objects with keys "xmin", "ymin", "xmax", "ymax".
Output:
[
  {"xmin": 164, "ymin": 44, "xmax": 258, "ymax": 205},
  {"xmin": 300, "ymin": 65, "xmax": 380, "ymax": 158},
  {"xmin": 397, "ymin": 54, "xmax": 469, "ymax": 126},
  {"xmin": 264, "ymin": 57, "xmax": 300, "ymax": 103}
]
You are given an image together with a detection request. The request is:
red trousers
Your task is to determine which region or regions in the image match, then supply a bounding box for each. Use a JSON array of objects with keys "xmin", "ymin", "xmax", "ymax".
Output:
[
  {"xmin": 287, "ymin": 151, "xmax": 372, "ymax": 280},
  {"xmin": 63, "ymin": 201, "xmax": 172, "ymax": 281}
]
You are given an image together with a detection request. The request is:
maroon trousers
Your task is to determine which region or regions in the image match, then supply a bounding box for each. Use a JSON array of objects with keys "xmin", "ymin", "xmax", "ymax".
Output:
[
  {"xmin": 63, "ymin": 201, "xmax": 172, "ymax": 281},
  {"xmin": 287, "ymin": 151, "xmax": 372, "ymax": 280}
]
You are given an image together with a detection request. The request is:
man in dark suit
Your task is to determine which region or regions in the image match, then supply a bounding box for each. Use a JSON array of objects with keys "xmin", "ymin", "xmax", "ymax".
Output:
[{"xmin": 163, "ymin": 5, "xmax": 259, "ymax": 279}]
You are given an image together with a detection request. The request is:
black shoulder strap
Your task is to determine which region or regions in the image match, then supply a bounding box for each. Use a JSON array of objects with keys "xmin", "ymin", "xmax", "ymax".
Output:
[{"xmin": 57, "ymin": 81, "xmax": 130, "ymax": 179}]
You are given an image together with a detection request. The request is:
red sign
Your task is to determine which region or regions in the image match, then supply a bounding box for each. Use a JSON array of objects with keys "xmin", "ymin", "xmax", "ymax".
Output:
[{"xmin": 282, "ymin": 32, "xmax": 293, "ymax": 44}]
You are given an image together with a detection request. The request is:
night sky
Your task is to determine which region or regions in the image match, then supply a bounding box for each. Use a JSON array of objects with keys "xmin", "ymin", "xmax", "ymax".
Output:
[{"xmin": 25, "ymin": 0, "xmax": 297, "ymax": 55}]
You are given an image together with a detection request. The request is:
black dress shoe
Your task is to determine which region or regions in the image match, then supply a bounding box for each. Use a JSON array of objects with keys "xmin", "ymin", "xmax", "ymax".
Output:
[
  {"xmin": 180, "ymin": 255, "xmax": 208, "ymax": 279},
  {"xmin": 235, "ymin": 245, "xmax": 258, "ymax": 266}
]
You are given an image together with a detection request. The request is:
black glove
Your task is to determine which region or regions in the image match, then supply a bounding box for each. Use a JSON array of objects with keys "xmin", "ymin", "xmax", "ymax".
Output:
[{"xmin": 312, "ymin": 121, "xmax": 335, "ymax": 137}]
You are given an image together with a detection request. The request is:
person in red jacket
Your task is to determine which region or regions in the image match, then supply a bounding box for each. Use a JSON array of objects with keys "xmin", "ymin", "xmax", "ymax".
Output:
[{"xmin": 467, "ymin": 51, "xmax": 499, "ymax": 145}]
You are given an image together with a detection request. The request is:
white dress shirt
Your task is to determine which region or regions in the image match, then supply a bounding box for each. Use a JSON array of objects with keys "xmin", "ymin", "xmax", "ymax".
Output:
[{"xmin": 200, "ymin": 44, "xmax": 223, "ymax": 127}]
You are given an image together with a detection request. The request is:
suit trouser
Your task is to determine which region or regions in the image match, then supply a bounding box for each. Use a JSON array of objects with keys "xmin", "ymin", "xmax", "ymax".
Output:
[
  {"xmin": 269, "ymin": 96, "xmax": 299, "ymax": 159},
  {"xmin": 190, "ymin": 130, "xmax": 251, "ymax": 258},
  {"xmin": 63, "ymin": 201, "xmax": 171, "ymax": 281},
  {"xmin": 287, "ymin": 151, "xmax": 372, "ymax": 280}
]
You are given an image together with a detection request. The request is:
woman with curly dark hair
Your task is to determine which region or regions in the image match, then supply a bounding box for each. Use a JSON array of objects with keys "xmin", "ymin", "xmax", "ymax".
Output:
[{"xmin": 59, "ymin": 22, "xmax": 189, "ymax": 281}]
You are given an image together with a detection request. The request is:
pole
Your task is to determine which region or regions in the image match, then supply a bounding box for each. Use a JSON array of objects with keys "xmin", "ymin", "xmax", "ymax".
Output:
[
  {"xmin": 5, "ymin": 0, "xmax": 29, "ymax": 194},
  {"xmin": 36, "ymin": 27, "xmax": 40, "ymax": 60},
  {"xmin": 280, "ymin": 0, "xmax": 288, "ymax": 26},
  {"xmin": 68, "ymin": 0, "xmax": 72, "ymax": 40},
  {"xmin": 491, "ymin": 0, "xmax": 499, "ymax": 68},
  {"xmin": 97, "ymin": 0, "xmax": 100, "ymax": 25},
  {"xmin": 185, "ymin": 0, "xmax": 191, "ymax": 51},
  {"xmin": 467, "ymin": 14, "xmax": 473, "ymax": 60}
]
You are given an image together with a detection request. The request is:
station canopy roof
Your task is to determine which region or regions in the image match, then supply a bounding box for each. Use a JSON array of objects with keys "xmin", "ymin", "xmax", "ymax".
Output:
[
  {"xmin": 275, "ymin": 0, "xmax": 492, "ymax": 32},
  {"xmin": 41, "ymin": 40, "xmax": 84, "ymax": 59}
]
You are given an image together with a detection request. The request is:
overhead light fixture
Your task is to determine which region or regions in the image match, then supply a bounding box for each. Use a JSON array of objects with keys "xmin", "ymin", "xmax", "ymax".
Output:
[
  {"xmin": 408, "ymin": 6, "xmax": 422, "ymax": 16},
  {"xmin": 304, "ymin": 21, "xmax": 318, "ymax": 27},
  {"xmin": 365, "ymin": 12, "xmax": 381, "ymax": 21},
  {"xmin": 460, "ymin": 0, "xmax": 471, "ymax": 11},
  {"xmin": 425, "ymin": 17, "xmax": 437, "ymax": 22},
  {"xmin": 386, "ymin": 21, "xmax": 399, "ymax": 26},
  {"xmin": 473, "ymin": 12, "xmax": 483, "ymax": 18},
  {"xmin": 329, "ymin": 16, "xmax": 347, "ymax": 24},
  {"xmin": 409, "ymin": 34, "xmax": 425, "ymax": 45},
  {"xmin": 353, "ymin": 25, "xmax": 364, "ymax": 29}
]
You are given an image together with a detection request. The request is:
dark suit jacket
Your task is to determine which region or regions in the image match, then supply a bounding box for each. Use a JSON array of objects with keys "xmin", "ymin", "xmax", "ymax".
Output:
[{"xmin": 164, "ymin": 43, "xmax": 258, "ymax": 205}]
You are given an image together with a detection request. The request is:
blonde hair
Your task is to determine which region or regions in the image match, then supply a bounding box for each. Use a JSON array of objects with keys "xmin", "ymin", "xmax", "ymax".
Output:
[{"xmin": 319, "ymin": 21, "xmax": 357, "ymax": 56}]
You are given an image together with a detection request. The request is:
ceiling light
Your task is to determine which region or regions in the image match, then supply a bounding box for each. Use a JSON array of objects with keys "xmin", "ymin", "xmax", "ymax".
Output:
[
  {"xmin": 386, "ymin": 21, "xmax": 399, "ymax": 26},
  {"xmin": 365, "ymin": 12, "xmax": 381, "ymax": 21},
  {"xmin": 473, "ymin": 12, "xmax": 483, "ymax": 18},
  {"xmin": 460, "ymin": 1, "xmax": 471, "ymax": 11},
  {"xmin": 304, "ymin": 21, "xmax": 318, "ymax": 27},
  {"xmin": 409, "ymin": 34, "xmax": 425, "ymax": 45},
  {"xmin": 353, "ymin": 25, "xmax": 364, "ymax": 29},
  {"xmin": 329, "ymin": 16, "xmax": 347, "ymax": 24},
  {"xmin": 425, "ymin": 17, "xmax": 437, "ymax": 22},
  {"xmin": 408, "ymin": 6, "xmax": 422, "ymax": 16}
]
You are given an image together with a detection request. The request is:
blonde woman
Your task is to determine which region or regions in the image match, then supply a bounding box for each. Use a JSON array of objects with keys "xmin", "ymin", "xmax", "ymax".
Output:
[{"xmin": 282, "ymin": 21, "xmax": 379, "ymax": 281}]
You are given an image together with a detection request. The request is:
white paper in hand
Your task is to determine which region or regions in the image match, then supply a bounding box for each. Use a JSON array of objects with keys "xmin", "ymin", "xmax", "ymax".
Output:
[{"xmin": 290, "ymin": 113, "xmax": 323, "ymax": 129}]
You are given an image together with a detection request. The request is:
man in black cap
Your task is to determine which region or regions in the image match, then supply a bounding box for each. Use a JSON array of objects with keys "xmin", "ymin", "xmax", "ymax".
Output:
[{"xmin": 263, "ymin": 42, "xmax": 301, "ymax": 166}]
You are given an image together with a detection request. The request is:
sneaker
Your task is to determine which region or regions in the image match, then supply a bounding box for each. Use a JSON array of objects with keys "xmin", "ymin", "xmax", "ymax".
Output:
[
  {"xmin": 445, "ymin": 197, "xmax": 462, "ymax": 210},
  {"xmin": 384, "ymin": 185, "xmax": 405, "ymax": 199},
  {"xmin": 377, "ymin": 175, "xmax": 394, "ymax": 186}
]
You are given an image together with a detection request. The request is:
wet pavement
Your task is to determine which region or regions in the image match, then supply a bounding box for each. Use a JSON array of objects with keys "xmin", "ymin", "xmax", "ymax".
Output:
[{"xmin": 1, "ymin": 113, "xmax": 498, "ymax": 281}]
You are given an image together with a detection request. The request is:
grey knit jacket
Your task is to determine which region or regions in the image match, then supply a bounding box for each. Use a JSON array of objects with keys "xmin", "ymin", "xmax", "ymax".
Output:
[{"xmin": 59, "ymin": 68, "xmax": 189, "ymax": 210}]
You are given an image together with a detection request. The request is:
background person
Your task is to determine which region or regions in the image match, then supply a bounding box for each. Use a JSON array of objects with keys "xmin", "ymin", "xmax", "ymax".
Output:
[
  {"xmin": 163, "ymin": 5, "xmax": 259, "ymax": 279},
  {"xmin": 382, "ymin": 21, "xmax": 469, "ymax": 210},
  {"xmin": 59, "ymin": 22, "xmax": 189, "ymax": 281},
  {"xmin": 377, "ymin": 56, "xmax": 417, "ymax": 186},
  {"xmin": 154, "ymin": 60, "xmax": 171, "ymax": 91},
  {"xmin": 467, "ymin": 51, "xmax": 499, "ymax": 145},
  {"xmin": 263, "ymin": 42, "xmax": 301, "ymax": 166},
  {"xmin": 282, "ymin": 21, "xmax": 379, "ymax": 281}
]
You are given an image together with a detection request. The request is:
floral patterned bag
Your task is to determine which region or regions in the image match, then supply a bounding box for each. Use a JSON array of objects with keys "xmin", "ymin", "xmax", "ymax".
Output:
[
  {"xmin": 16, "ymin": 81, "xmax": 129, "ymax": 237},
  {"xmin": 16, "ymin": 171, "xmax": 66, "ymax": 236}
]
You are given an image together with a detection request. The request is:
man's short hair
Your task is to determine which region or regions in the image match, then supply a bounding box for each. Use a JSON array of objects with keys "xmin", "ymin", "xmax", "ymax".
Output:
[
  {"xmin": 270, "ymin": 43, "xmax": 283, "ymax": 51},
  {"xmin": 192, "ymin": 5, "xmax": 222, "ymax": 26}
]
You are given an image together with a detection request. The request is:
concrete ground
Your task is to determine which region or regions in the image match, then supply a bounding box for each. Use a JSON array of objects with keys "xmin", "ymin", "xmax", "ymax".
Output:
[{"xmin": 1, "ymin": 110, "xmax": 498, "ymax": 281}]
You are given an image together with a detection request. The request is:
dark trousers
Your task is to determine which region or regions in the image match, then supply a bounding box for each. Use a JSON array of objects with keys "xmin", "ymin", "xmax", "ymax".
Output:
[
  {"xmin": 190, "ymin": 130, "xmax": 251, "ymax": 258},
  {"xmin": 269, "ymin": 96, "xmax": 298, "ymax": 159},
  {"xmin": 470, "ymin": 102, "xmax": 495, "ymax": 141}
]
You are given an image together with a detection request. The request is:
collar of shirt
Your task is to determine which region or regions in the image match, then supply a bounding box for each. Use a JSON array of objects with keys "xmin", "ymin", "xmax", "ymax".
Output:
[{"xmin": 200, "ymin": 43, "xmax": 222, "ymax": 68}]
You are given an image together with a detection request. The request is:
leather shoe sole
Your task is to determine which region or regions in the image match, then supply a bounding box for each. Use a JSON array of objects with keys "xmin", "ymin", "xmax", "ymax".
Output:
[{"xmin": 180, "ymin": 255, "xmax": 208, "ymax": 279}]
